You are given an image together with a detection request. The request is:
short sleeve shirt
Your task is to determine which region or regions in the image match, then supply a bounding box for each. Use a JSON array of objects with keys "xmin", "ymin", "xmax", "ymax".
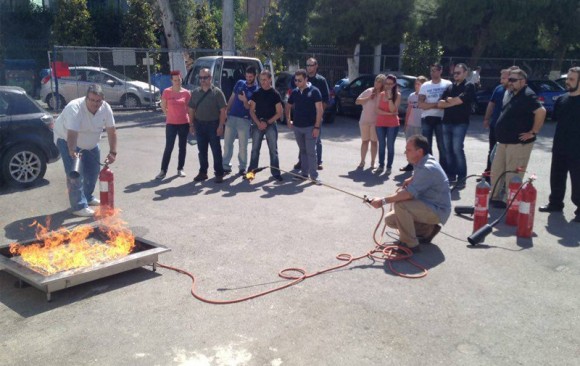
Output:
[
  {"xmin": 162, "ymin": 88, "xmax": 191, "ymax": 124},
  {"xmin": 495, "ymin": 86, "xmax": 542, "ymax": 144},
  {"xmin": 251, "ymin": 87, "xmax": 282, "ymax": 120},
  {"xmin": 188, "ymin": 86, "xmax": 227, "ymax": 122},
  {"xmin": 419, "ymin": 79, "xmax": 452, "ymax": 118},
  {"xmin": 287, "ymin": 83, "xmax": 322, "ymax": 127},
  {"xmin": 229, "ymin": 79, "xmax": 259, "ymax": 119},
  {"xmin": 489, "ymin": 85, "xmax": 506, "ymax": 127},
  {"xmin": 54, "ymin": 97, "xmax": 115, "ymax": 150},
  {"xmin": 308, "ymin": 73, "xmax": 330, "ymax": 105},
  {"xmin": 358, "ymin": 88, "xmax": 379, "ymax": 124}
]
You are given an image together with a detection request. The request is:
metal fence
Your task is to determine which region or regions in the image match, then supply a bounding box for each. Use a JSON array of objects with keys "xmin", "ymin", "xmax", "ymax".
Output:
[{"xmin": 39, "ymin": 46, "xmax": 580, "ymax": 111}]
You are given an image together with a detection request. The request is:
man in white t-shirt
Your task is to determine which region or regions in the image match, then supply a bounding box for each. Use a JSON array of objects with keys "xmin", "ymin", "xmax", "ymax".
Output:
[
  {"xmin": 54, "ymin": 84, "xmax": 117, "ymax": 217},
  {"xmin": 418, "ymin": 63, "xmax": 452, "ymax": 175}
]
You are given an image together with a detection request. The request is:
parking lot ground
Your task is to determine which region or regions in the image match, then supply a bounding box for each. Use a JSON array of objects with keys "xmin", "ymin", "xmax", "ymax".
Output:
[{"xmin": 1, "ymin": 111, "xmax": 579, "ymax": 365}]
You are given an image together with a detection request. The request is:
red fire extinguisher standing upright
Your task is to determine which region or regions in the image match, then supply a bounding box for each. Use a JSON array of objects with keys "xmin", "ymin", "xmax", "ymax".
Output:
[
  {"xmin": 506, "ymin": 175, "xmax": 523, "ymax": 226},
  {"xmin": 517, "ymin": 180, "xmax": 537, "ymax": 238},
  {"xmin": 99, "ymin": 162, "xmax": 114, "ymax": 216},
  {"xmin": 473, "ymin": 179, "xmax": 491, "ymax": 232}
]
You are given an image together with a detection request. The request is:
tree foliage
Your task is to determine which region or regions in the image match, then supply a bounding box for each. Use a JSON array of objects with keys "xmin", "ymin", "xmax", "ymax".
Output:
[
  {"xmin": 192, "ymin": 1, "xmax": 220, "ymax": 49},
  {"xmin": 121, "ymin": 0, "xmax": 158, "ymax": 49},
  {"xmin": 52, "ymin": 0, "xmax": 96, "ymax": 46},
  {"xmin": 91, "ymin": 7, "xmax": 124, "ymax": 47},
  {"xmin": 209, "ymin": 0, "xmax": 248, "ymax": 49},
  {"xmin": 401, "ymin": 33, "xmax": 444, "ymax": 76},
  {"xmin": 168, "ymin": 0, "xmax": 196, "ymax": 48}
]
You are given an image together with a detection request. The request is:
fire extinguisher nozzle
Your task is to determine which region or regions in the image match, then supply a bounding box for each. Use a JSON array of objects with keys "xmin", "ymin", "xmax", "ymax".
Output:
[{"xmin": 468, "ymin": 224, "xmax": 493, "ymax": 245}]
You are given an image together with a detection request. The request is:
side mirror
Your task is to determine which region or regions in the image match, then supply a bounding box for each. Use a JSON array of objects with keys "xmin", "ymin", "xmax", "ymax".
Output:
[{"xmin": 106, "ymin": 79, "xmax": 116, "ymax": 87}]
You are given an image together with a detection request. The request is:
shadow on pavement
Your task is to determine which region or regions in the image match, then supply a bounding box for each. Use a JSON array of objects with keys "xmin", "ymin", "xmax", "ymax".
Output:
[{"xmin": 545, "ymin": 213, "xmax": 580, "ymax": 247}]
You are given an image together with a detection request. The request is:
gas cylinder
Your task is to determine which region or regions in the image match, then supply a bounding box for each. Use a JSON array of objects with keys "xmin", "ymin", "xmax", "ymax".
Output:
[
  {"xmin": 517, "ymin": 181, "xmax": 537, "ymax": 238},
  {"xmin": 99, "ymin": 164, "xmax": 114, "ymax": 215},
  {"xmin": 506, "ymin": 175, "xmax": 523, "ymax": 226},
  {"xmin": 473, "ymin": 179, "xmax": 491, "ymax": 232}
]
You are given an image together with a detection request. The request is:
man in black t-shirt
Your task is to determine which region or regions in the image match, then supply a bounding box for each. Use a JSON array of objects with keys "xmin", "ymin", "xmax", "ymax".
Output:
[
  {"xmin": 490, "ymin": 69, "xmax": 546, "ymax": 207},
  {"xmin": 539, "ymin": 67, "xmax": 580, "ymax": 222},
  {"xmin": 248, "ymin": 70, "xmax": 284, "ymax": 180}
]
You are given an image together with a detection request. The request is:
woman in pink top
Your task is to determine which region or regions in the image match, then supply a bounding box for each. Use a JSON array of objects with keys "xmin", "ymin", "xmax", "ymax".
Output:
[
  {"xmin": 355, "ymin": 74, "xmax": 385, "ymax": 169},
  {"xmin": 375, "ymin": 74, "xmax": 401, "ymax": 174},
  {"xmin": 156, "ymin": 71, "xmax": 192, "ymax": 179}
]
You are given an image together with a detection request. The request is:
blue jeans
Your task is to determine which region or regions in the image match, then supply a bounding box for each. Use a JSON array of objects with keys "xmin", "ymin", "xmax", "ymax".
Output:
[
  {"xmin": 161, "ymin": 123, "xmax": 189, "ymax": 172},
  {"xmin": 376, "ymin": 126, "xmax": 399, "ymax": 169},
  {"xmin": 195, "ymin": 120, "xmax": 224, "ymax": 176},
  {"xmin": 222, "ymin": 115, "xmax": 251, "ymax": 171},
  {"xmin": 421, "ymin": 116, "xmax": 448, "ymax": 174},
  {"xmin": 293, "ymin": 126, "xmax": 318, "ymax": 179},
  {"xmin": 248, "ymin": 123, "xmax": 281, "ymax": 177},
  {"xmin": 298, "ymin": 128, "xmax": 322, "ymax": 166},
  {"xmin": 57, "ymin": 138, "xmax": 100, "ymax": 211},
  {"xmin": 442, "ymin": 123, "xmax": 468, "ymax": 181}
]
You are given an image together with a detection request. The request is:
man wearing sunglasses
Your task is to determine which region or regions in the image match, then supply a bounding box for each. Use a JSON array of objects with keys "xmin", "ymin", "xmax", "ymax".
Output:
[
  {"xmin": 285, "ymin": 69, "xmax": 323, "ymax": 185},
  {"xmin": 539, "ymin": 67, "xmax": 580, "ymax": 222},
  {"xmin": 188, "ymin": 68, "xmax": 227, "ymax": 183},
  {"xmin": 490, "ymin": 69, "xmax": 546, "ymax": 208}
]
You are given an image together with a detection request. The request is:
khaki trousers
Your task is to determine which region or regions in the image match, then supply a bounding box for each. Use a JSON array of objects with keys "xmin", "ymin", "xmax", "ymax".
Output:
[
  {"xmin": 385, "ymin": 200, "xmax": 441, "ymax": 247},
  {"xmin": 490, "ymin": 142, "xmax": 534, "ymax": 201}
]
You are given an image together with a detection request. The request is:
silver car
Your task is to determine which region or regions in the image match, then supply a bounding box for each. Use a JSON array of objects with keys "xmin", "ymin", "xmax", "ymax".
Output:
[{"xmin": 40, "ymin": 66, "xmax": 160, "ymax": 110}]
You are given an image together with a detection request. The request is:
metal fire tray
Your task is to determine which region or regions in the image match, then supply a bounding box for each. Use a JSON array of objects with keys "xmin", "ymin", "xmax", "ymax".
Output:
[{"xmin": 0, "ymin": 226, "xmax": 170, "ymax": 301}]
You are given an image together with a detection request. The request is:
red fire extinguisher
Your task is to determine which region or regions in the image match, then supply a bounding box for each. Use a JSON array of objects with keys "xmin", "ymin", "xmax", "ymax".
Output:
[
  {"xmin": 99, "ymin": 163, "xmax": 114, "ymax": 215},
  {"xmin": 473, "ymin": 179, "xmax": 491, "ymax": 232},
  {"xmin": 506, "ymin": 175, "xmax": 523, "ymax": 226},
  {"xmin": 517, "ymin": 181, "xmax": 537, "ymax": 238}
]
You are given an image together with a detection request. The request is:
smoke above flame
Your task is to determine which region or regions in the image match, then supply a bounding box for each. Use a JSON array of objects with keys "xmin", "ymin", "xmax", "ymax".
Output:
[{"xmin": 9, "ymin": 210, "xmax": 135, "ymax": 275}]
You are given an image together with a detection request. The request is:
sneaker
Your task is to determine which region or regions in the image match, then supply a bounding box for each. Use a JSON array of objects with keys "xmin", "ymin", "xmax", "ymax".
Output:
[
  {"xmin": 313, "ymin": 178, "xmax": 322, "ymax": 186},
  {"xmin": 394, "ymin": 240, "xmax": 421, "ymax": 253},
  {"xmin": 88, "ymin": 198, "xmax": 100, "ymax": 206},
  {"xmin": 72, "ymin": 207, "xmax": 95, "ymax": 217},
  {"xmin": 223, "ymin": 169, "xmax": 232, "ymax": 176},
  {"xmin": 273, "ymin": 175, "xmax": 283, "ymax": 182},
  {"xmin": 375, "ymin": 166, "xmax": 384, "ymax": 173},
  {"xmin": 155, "ymin": 170, "xmax": 166, "ymax": 180},
  {"xmin": 385, "ymin": 168, "xmax": 392, "ymax": 175},
  {"xmin": 214, "ymin": 175, "xmax": 224, "ymax": 183},
  {"xmin": 193, "ymin": 173, "xmax": 208, "ymax": 182},
  {"xmin": 177, "ymin": 170, "xmax": 186, "ymax": 177},
  {"xmin": 538, "ymin": 203, "xmax": 564, "ymax": 212},
  {"xmin": 419, "ymin": 224, "xmax": 441, "ymax": 244},
  {"xmin": 292, "ymin": 175, "xmax": 307, "ymax": 181},
  {"xmin": 317, "ymin": 165, "xmax": 323, "ymax": 170},
  {"xmin": 293, "ymin": 162, "xmax": 301, "ymax": 170}
]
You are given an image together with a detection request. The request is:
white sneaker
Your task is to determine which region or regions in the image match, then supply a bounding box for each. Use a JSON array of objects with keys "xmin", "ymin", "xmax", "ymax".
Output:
[
  {"xmin": 155, "ymin": 170, "xmax": 166, "ymax": 180},
  {"xmin": 88, "ymin": 198, "xmax": 100, "ymax": 206},
  {"xmin": 72, "ymin": 207, "xmax": 95, "ymax": 217},
  {"xmin": 177, "ymin": 170, "xmax": 186, "ymax": 177},
  {"xmin": 313, "ymin": 178, "xmax": 322, "ymax": 186}
]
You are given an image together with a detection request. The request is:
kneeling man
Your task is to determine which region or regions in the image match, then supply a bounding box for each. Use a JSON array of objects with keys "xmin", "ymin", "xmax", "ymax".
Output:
[{"xmin": 371, "ymin": 135, "xmax": 451, "ymax": 251}]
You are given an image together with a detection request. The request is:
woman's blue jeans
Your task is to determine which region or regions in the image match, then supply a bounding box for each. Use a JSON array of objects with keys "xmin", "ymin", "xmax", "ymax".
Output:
[{"xmin": 376, "ymin": 126, "xmax": 399, "ymax": 168}]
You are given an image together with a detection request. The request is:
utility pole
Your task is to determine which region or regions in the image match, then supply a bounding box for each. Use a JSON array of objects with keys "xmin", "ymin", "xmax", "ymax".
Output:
[{"xmin": 222, "ymin": 0, "xmax": 235, "ymax": 56}]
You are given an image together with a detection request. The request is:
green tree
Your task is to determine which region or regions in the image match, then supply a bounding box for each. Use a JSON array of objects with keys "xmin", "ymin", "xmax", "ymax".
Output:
[
  {"xmin": 168, "ymin": 0, "xmax": 196, "ymax": 49},
  {"xmin": 91, "ymin": 7, "xmax": 124, "ymax": 47},
  {"xmin": 209, "ymin": 0, "xmax": 248, "ymax": 49},
  {"xmin": 192, "ymin": 1, "xmax": 220, "ymax": 49},
  {"xmin": 52, "ymin": 0, "xmax": 96, "ymax": 46},
  {"xmin": 121, "ymin": 0, "xmax": 158, "ymax": 48},
  {"xmin": 401, "ymin": 33, "xmax": 444, "ymax": 76}
]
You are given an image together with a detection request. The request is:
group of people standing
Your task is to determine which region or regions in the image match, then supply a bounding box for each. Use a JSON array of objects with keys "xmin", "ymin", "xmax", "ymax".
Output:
[{"xmin": 156, "ymin": 57, "xmax": 331, "ymax": 186}]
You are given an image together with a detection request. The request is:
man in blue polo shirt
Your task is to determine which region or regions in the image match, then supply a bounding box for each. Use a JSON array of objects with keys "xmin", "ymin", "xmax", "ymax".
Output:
[
  {"xmin": 223, "ymin": 66, "xmax": 259, "ymax": 176},
  {"xmin": 285, "ymin": 69, "xmax": 323, "ymax": 185}
]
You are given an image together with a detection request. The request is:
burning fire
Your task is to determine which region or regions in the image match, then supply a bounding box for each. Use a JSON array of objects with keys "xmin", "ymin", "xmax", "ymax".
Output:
[
  {"xmin": 9, "ymin": 210, "xmax": 135, "ymax": 275},
  {"xmin": 245, "ymin": 171, "xmax": 255, "ymax": 181}
]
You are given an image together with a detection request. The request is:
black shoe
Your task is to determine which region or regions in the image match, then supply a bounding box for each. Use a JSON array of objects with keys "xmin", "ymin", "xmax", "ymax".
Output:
[
  {"xmin": 293, "ymin": 162, "xmax": 301, "ymax": 170},
  {"xmin": 538, "ymin": 203, "xmax": 563, "ymax": 213},
  {"xmin": 394, "ymin": 240, "xmax": 421, "ymax": 253},
  {"xmin": 490, "ymin": 200, "xmax": 507, "ymax": 209},
  {"xmin": 273, "ymin": 175, "xmax": 283, "ymax": 182},
  {"xmin": 193, "ymin": 173, "xmax": 208, "ymax": 182},
  {"xmin": 238, "ymin": 169, "xmax": 246, "ymax": 176},
  {"xmin": 399, "ymin": 164, "xmax": 413, "ymax": 172},
  {"xmin": 223, "ymin": 169, "xmax": 232, "ymax": 175},
  {"xmin": 419, "ymin": 225, "xmax": 441, "ymax": 244},
  {"xmin": 214, "ymin": 175, "xmax": 224, "ymax": 183},
  {"xmin": 292, "ymin": 175, "xmax": 307, "ymax": 181},
  {"xmin": 317, "ymin": 165, "xmax": 323, "ymax": 170}
]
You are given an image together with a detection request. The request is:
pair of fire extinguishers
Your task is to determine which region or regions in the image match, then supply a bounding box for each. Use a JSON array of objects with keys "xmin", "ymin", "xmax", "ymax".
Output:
[{"xmin": 468, "ymin": 175, "xmax": 537, "ymax": 245}]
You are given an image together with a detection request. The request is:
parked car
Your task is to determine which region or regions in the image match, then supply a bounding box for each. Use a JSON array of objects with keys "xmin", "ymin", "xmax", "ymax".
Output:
[
  {"xmin": 336, "ymin": 74, "xmax": 416, "ymax": 119},
  {"xmin": 183, "ymin": 56, "xmax": 264, "ymax": 101},
  {"xmin": 334, "ymin": 78, "xmax": 349, "ymax": 95},
  {"xmin": 555, "ymin": 74, "xmax": 566, "ymax": 90},
  {"xmin": 274, "ymin": 71, "xmax": 336, "ymax": 124},
  {"xmin": 0, "ymin": 86, "xmax": 60, "ymax": 187},
  {"xmin": 40, "ymin": 66, "xmax": 160, "ymax": 110}
]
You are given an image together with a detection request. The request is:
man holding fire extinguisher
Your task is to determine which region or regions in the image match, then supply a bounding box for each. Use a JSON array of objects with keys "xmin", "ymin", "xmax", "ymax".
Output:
[
  {"xmin": 54, "ymin": 84, "xmax": 117, "ymax": 217},
  {"xmin": 369, "ymin": 135, "xmax": 451, "ymax": 252},
  {"xmin": 539, "ymin": 67, "xmax": 580, "ymax": 223}
]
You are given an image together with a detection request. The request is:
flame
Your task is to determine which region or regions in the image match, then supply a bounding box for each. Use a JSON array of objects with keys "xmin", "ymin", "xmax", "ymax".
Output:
[
  {"xmin": 8, "ymin": 210, "xmax": 135, "ymax": 275},
  {"xmin": 245, "ymin": 172, "xmax": 255, "ymax": 181}
]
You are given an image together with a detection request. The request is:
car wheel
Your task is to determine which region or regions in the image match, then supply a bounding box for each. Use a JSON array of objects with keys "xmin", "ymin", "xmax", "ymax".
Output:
[
  {"xmin": 122, "ymin": 94, "xmax": 141, "ymax": 108},
  {"xmin": 2, "ymin": 145, "xmax": 47, "ymax": 187},
  {"xmin": 46, "ymin": 93, "xmax": 66, "ymax": 110}
]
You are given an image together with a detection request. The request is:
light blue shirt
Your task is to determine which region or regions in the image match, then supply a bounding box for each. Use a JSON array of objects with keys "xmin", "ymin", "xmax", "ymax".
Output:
[{"xmin": 406, "ymin": 154, "xmax": 452, "ymax": 224}]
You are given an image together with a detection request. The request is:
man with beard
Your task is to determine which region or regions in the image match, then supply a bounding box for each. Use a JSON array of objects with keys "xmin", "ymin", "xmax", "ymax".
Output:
[{"xmin": 539, "ymin": 67, "xmax": 580, "ymax": 222}]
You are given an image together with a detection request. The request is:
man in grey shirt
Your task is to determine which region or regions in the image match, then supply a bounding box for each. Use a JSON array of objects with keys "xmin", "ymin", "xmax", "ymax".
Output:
[{"xmin": 370, "ymin": 135, "xmax": 451, "ymax": 252}]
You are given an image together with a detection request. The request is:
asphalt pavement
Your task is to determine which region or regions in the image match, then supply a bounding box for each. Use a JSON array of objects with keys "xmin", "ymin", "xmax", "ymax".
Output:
[{"xmin": 0, "ymin": 110, "xmax": 578, "ymax": 366}]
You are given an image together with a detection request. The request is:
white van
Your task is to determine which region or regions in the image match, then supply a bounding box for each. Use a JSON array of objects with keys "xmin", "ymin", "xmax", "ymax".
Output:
[{"xmin": 183, "ymin": 56, "xmax": 264, "ymax": 100}]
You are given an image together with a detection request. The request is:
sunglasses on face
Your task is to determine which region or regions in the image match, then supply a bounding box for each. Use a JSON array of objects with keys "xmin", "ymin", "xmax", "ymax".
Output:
[{"xmin": 508, "ymin": 78, "xmax": 523, "ymax": 83}]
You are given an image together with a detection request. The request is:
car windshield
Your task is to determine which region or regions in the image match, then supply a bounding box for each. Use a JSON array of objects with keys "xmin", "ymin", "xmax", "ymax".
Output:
[{"xmin": 101, "ymin": 69, "xmax": 134, "ymax": 81}]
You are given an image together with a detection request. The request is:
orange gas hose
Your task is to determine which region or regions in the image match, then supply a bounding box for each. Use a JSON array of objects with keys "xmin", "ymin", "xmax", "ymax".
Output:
[{"xmin": 158, "ymin": 206, "xmax": 427, "ymax": 305}]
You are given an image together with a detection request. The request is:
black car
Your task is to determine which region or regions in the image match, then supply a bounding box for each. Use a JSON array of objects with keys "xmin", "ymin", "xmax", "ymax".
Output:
[
  {"xmin": 0, "ymin": 86, "xmax": 60, "ymax": 187},
  {"xmin": 335, "ymin": 74, "xmax": 416, "ymax": 119},
  {"xmin": 274, "ymin": 71, "xmax": 336, "ymax": 124}
]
